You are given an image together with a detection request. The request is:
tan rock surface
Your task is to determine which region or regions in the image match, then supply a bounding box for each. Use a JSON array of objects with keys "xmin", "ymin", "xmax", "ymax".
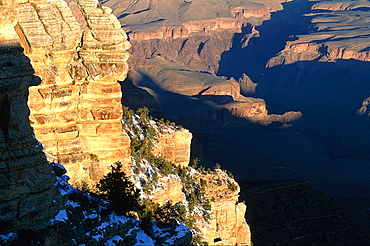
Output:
[
  {"xmin": 267, "ymin": 1, "xmax": 370, "ymax": 67},
  {"xmin": 15, "ymin": 0, "xmax": 132, "ymax": 185},
  {"xmin": 100, "ymin": 0, "xmax": 282, "ymax": 74},
  {"xmin": 152, "ymin": 128, "xmax": 192, "ymax": 167},
  {"xmin": 196, "ymin": 169, "xmax": 251, "ymax": 245}
]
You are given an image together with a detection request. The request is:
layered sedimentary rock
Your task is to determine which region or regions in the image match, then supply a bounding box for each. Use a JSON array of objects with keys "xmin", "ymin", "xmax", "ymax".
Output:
[
  {"xmin": 126, "ymin": 55, "xmax": 302, "ymax": 128},
  {"xmin": 104, "ymin": 0, "xmax": 283, "ymax": 74},
  {"xmin": 152, "ymin": 128, "xmax": 192, "ymax": 167},
  {"xmin": 15, "ymin": 0, "xmax": 132, "ymax": 184},
  {"xmin": 199, "ymin": 169, "xmax": 251, "ymax": 245},
  {"xmin": 0, "ymin": 5, "xmax": 60, "ymax": 233}
]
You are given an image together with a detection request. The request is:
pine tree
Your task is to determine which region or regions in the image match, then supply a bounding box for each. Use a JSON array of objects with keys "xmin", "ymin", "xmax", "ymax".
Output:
[{"xmin": 96, "ymin": 161, "xmax": 141, "ymax": 214}]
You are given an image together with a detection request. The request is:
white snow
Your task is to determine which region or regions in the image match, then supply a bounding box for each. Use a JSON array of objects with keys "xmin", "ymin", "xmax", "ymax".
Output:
[
  {"xmin": 105, "ymin": 235, "xmax": 123, "ymax": 246},
  {"xmin": 92, "ymin": 234, "xmax": 103, "ymax": 241},
  {"xmin": 133, "ymin": 230, "xmax": 155, "ymax": 246},
  {"xmin": 51, "ymin": 162, "xmax": 66, "ymax": 171},
  {"xmin": 108, "ymin": 212, "xmax": 129, "ymax": 224},
  {"xmin": 0, "ymin": 233, "xmax": 16, "ymax": 242},
  {"xmin": 86, "ymin": 213, "xmax": 99, "ymax": 220},
  {"xmin": 66, "ymin": 200, "xmax": 80, "ymax": 208},
  {"xmin": 51, "ymin": 209, "xmax": 68, "ymax": 222}
]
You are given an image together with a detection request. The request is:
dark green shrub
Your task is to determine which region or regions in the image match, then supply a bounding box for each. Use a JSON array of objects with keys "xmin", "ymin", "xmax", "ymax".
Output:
[{"xmin": 96, "ymin": 161, "xmax": 141, "ymax": 214}]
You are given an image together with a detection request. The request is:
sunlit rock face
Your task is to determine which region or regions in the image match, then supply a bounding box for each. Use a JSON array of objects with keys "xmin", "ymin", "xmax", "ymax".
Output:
[
  {"xmin": 200, "ymin": 169, "xmax": 251, "ymax": 245},
  {"xmin": 102, "ymin": 0, "xmax": 283, "ymax": 74},
  {"xmin": 0, "ymin": 4, "xmax": 60, "ymax": 233},
  {"xmin": 15, "ymin": 0, "xmax": 132, "ymax": 184},
  {"xmin": 152, "ymin": 128, "xmax": 193, "ymax": 167}
]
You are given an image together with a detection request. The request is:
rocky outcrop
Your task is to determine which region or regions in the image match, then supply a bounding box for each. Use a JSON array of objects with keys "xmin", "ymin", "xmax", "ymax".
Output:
[
  {"xmin": 1, "ymin": 0, "xmax": 250, "ymax": 244},
  {"xmin": 256, "ymin": 0, "xmax": 370, "ymax": 158},
  {"xmin": 152, "ymin": 128, "xmax": 192, "ymax": 167},
  {"xmin": 0, "ymin": 5, "xmax": 60, "ymax": 233},
  {"xmin": 15, "ymin": 0, "xmax": 132, "ymax": 184},
  {"xmin": 126, "ymin": 55, "xmax": 302, "ymax": 128},
  {"xmin": 199, "ymin": 169, "xmax": 251, "ymax": 245}
]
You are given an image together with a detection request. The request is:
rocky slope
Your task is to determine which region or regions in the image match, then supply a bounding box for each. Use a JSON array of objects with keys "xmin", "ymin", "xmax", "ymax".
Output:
[
  {"xmin": 122, "ymin": 107, "xmax": 251, "ymax": 245},
  {"xmin": 125, "ymin": 55, "xmax": 302, "ymax": 129},
  {"xmin": 254, "ymin": 0, "xmax": 370, "ymax": 159},
  {"xmin": 0, "ymin": 1, "xmax": 191, "ymax": 244},
  {"xmin": 108, "ymin": 0, "xmax": 370, "ymax": 244}
]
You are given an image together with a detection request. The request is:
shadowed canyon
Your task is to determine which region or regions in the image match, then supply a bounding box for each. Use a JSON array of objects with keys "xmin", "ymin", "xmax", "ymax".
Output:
[
  {"xmin": 1, "ymin": 0, "xmax": 370, "ymax": 245},
  {"xmin": 111, "ymin": 0, "xmax": 370, "ymax": 244}
]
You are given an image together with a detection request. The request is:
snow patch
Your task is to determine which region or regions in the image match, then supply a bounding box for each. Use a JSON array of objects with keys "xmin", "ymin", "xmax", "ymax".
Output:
[
  {"xmin": 133, "ymin": 230, "xmax": 155, "ymax": 246},
  {"xmin": 51, "ymin": 209, "xmax": 68, "ymax": 223},
  {"xmin": 105, "ymin": 235, "xmax": 123, "ymax": 246},
  {"xmin": 0, "ymin": 233, "xmax": 17, "ymax": 242},
  {"xmin": 66, "ymin": 200, "xmax": 80, "ymax": 208}
]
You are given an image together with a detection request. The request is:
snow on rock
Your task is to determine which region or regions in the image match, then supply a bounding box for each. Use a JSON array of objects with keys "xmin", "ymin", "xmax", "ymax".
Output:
[
  {"xmin": 51, "ymin": 209, "xmax": 68, "ymax": 223},
  {"xmin": 105, "ymin": 235, "xmax": 124, "ymax": 246},
  {"xmin": 133, "ymin": 231, "xmax": 155, "ymax": 246}
]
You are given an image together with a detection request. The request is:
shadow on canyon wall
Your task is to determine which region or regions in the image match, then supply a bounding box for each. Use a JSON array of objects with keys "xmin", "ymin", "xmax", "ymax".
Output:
[
  {"xmin": 217, "ymin": 0, "xmax": 370, "ymax": 159},
  {"xmin": 121, "ymin": 72, "xmax": 370, "ymax": 245},
  {"xmin": 217, "ymin": 0, "xmax": 315, "ymax": 82}
]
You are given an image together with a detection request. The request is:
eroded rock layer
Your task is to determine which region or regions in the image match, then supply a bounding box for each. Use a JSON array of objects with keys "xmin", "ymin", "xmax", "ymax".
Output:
[
  {"xmin": 126, "ymin": 55, "xmax": 302, "ymax": 128},
  {"xmin": 15, "ymin": 0, "xmax": 132, "ymax": 184},
  {"xmin": 109, "ymin": 0, "xmax": 283, "ymax": 74},
  {"xmin": 0, "ymin": 5, "xmax": 60, "ymax": 233}
]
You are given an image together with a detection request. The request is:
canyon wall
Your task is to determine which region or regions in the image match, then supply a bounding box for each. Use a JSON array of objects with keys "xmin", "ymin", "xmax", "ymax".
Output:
[
  {"xmin": 16, "ymin": 0, "xmax": 132, "ymax": 184},
  {"xmin": 255, "ymin": 1, "xmax": 370, "ymax": 158},
  {"xmin": 0, "ymin": 4, "xmax": 60, "ymax": 233},
  {"xmin": 126, "ymin": 56, "xmax": 302, "ymax": 129},
  {"xmin": 112, "ymin": 0, "xmax": 283, "ymax": 74}
]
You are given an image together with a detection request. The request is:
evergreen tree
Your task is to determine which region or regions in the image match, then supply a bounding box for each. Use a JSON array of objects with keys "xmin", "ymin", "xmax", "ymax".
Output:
[{"xmin": 96, "ymin": 161, "xmax": 141, "ymax": 214}]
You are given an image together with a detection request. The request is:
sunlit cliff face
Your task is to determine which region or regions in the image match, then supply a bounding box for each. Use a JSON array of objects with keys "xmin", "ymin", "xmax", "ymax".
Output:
[{"xmin": 9, "ymin": 0, "xmax": 132, "ymax": 186}]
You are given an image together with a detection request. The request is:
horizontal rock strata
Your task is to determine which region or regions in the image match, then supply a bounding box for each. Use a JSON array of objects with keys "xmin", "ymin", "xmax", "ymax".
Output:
[{"xmin": 15, "ymin": 0, "xmax": 132, "ymax": 184}]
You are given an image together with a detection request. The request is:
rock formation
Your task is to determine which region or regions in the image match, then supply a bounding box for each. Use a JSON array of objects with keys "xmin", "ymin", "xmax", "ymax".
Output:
[
  {"xmin": 0, "ymin": 0, "xmax": 253, "ymax": 245},
  {"xmin": 15, "ymin": 0, "xmax": 132, "ymax": 184},
  {"xmin": 105, "ymin": 0, "xmax": 283, "ymax": 74},
  {"xmin": 0, "ymin": 3, "xmax": 61, "ymax": 233},
  {"xmin": 255, "ymin": 0, "xmax": 370, "ymax": 159},
  {"xmin": 152, "ymin": 128, "xmax": 192, "ymax": 167},
  {"xmin": 126, "ymin": 55, "xmax": 302, "ymax": 128},
  {"xmin": 199, "ymin": 169, "xmax": 251, "ymax": 245}
]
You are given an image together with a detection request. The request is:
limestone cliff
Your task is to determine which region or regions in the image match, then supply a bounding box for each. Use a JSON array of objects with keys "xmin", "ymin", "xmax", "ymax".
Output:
[
  {"xmin": 105, "ymin": 0, "xmax": 283, "ymax": 74},
  {"xmin": 1, "ymin": 0, "xmax": 250, "ymax": 244},
  {"xmin": 15, "ymin": 0, "xmax": 132, "ymax": 184},
  {"xmin": 0, "ymin": 2, "xmax": 192, "ymax": 244},
  {"xmin": 0, "ymin": 4, "xmax": 60, "ymax": 233}
]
